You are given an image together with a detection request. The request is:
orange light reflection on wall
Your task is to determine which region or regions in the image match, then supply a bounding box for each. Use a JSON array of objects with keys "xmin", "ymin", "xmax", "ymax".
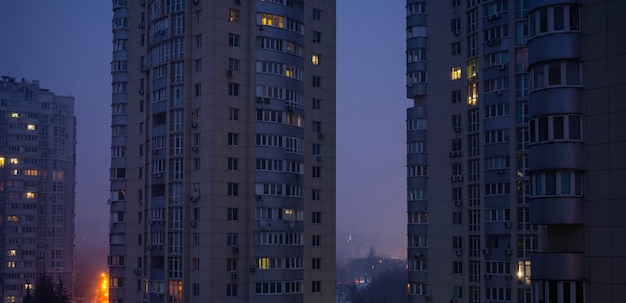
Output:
[{"xmin": 98, "ymin": 272, "xmax": 109, "ymax": 303}]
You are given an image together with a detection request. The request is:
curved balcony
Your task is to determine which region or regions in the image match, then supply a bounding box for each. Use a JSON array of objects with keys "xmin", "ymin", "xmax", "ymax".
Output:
[
  {"xmin": 530, "ymin": 197, "xmax": 584, "ymax": 224},
  {"xmin": 531, "ymin": 252, "xmax": 584, "ymax": 280}
]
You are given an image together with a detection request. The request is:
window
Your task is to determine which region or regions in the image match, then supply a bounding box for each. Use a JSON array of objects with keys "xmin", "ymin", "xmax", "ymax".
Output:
[
  {"xmin": 312, "ymin": 189, "xmax": 321, "ymax": 201},
  {"xmin": 229, "ymin": 9, "xmax": 240, "ymax": 22},
  {"xmin": 312, "ymin": 31, "xmax": 321, "ymax": 43},
  {"xmin": 532, "ymin": 170, "xmax": 582, "ymax": 196},
  {"xmin": 453, "ymin": 261, "xmax": 463, "ymax": 274},
  {"xmin": 451, "ymin": 18, "xmax": 461, "ymax": 34},
  {"xmin": 229, "ymin": 107, "xmax": 239, "ymax": 120},
  {"xmin": 228, "ymin": 208, "xmax": 238, "ymax": 220},
  {"xmin": 312, "ymin": 281, "xmax": 321, "ymax": 293},
  {"xmin": 451, "ymin": 90, "xmax": 461, "ymax": 103},
  {"xmin": 485, "ymin": 129, "xmax": 510, "ymax": 144},
  {"xmin": 408, "ymin": 141, "xmax": 426, "ymax": 154},
  {"xmin": 531, "ymin": 61, "xmax": 581, "ymax": 90},
  {"xmin": 311, "ymin": 54, "xmax": 320, "ymax": 65},
  {"xmin": 312, "ymin": 76, "xmax": 321, "ymax": 87},
  {"xmin": 529, "ymin": 114, "xmax": 582, "ymax": 143},
  {"xmin": 226, "ymin": 284, "xmax": 237, "ymax": 297},
  {"xmin": 228, "ymin": 158, "xmax": 238, "ymax": 170},
  {"xmin": 408, "ymin": 212, "xmax": 428, "ymax": 224},
  {"xmin": 407, "ymin": 48, "xmax": 426, "ymax": 63},
  {"xmin": 312, "ymin": 258, "xmax": 321, "ymax": 269},
  {"xmin": 467, "ymin": 83, "xmax": 478, "ymax": 106},
  {"xmin": 227, "ymin": 233, "xmax": 238, "ymax": 246},
  {"xmin": 195, "ymin": 34, "xmax": 202, "ymax": 47},
  {"xmin": 409, "ymin": 283, "xmax": 428, "ymax": 295},
  {"xmin": 313, "ymin": 8, "xmax": 321, "ymax": 20},
  {"xmin": 312, "ymin": 98, "xmax": 321, "ymax": 110},
  {"xmin": 229, "ymin": 33, "xmax": 240, "ymax": 46},
  {"xmin": 312, "ymin": 235, "xmax": 321, "ymax": 246},
  {"xmin": 228, "ymin": 133, "xmax": 239, "ymax": 146},
  {"xmin": 195, "ymin": 83, "xmax": 201, "ymax": 96},
  {"xmin": 451, "ymin": 66, "xmax": 462, "ymax": 80},
  {"xmin": 453, "ymin": 212, "xmax": 462, "ymax": 224},
  {"xmin": 228, "ymin": 183, "xmax": 239, "ymax": 196},
  {"xmin": 451, "ymin": 42, "xmax": 461, "ymax": 55},
  {"xmin": 312, "ymin": 166, "xmax": 321, "ymax": 178},
  {"xmin": 312, "ymin": 212, "xmax": 321, "ymax": 223}
]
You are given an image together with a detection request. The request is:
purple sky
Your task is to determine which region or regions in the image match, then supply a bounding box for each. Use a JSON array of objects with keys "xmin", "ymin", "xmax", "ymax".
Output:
[{"xmin": 0, "ymin": 1, "xmax": 409, "ymax": 258}]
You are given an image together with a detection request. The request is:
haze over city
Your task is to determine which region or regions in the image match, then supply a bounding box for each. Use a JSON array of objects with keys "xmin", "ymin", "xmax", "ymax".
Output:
[{"xmin": 0, "ymin": 0, "xmax": 408, "ymax": 270}]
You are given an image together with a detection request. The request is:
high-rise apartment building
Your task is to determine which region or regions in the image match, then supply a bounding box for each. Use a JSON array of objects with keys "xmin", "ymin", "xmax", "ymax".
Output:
[
  {"xmin": 405, "ymin": 1, "xmax": 626, "ymax": 302},
  {"xmin": 109, "ymin": 0, "xmax": 336, "ymax": 302},
  {"xmin": 0, "ymin": 77, "xmax": 76, "ymax": 302}
]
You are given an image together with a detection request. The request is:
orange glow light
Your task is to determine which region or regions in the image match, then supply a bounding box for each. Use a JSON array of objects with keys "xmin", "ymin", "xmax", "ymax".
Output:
[{"xmin": 97, "ymin": 272, "xmax": 109, "ymax": 303}]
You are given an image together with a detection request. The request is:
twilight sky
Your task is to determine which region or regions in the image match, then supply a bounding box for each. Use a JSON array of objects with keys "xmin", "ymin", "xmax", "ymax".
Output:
[{"xmin": 0, "ymin": 1, "xmax": 409, "ymax": 258}]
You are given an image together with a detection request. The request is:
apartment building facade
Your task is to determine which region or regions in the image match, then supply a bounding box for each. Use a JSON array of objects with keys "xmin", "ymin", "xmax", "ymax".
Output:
[
  {"xmin": 0, "ymin": 77, "xmax": 76, "ymax": 302},
  {"xmin": 406, "ymin": 0, "xmax": 626, "ymax": 302},
  {"xmin": 109, "ymin": 0, "xmax": 336, "ymax": 302}
]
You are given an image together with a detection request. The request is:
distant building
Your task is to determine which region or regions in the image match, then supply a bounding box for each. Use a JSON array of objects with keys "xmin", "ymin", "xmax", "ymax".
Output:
[
  {"xmin": 0, "ymin": 76, "xmax": 76, "ymax": 302},
  {"xmin": 405, "ymin": 1, "xmax": 626, "ymax": 302},
  {"xmin": 108, "ymin": 0, "xmax": 336, "ymax": 302}
]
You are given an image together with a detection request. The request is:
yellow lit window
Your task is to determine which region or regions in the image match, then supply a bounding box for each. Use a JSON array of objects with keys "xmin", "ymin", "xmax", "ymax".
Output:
[
  {"xmin": 53, "ymin": 171, "xmax": 65, "ymax": 181},
  {"xmin": 0, "ymin": 157, "xmax": 4, "ymax": 167},
  {"xmin": 24, "ymin": 170, "xmax": 38, "ymax": 176},
  {"xmin": 11, "ymin": 170, "xmax": 18, "ymax": 176},
  {"xmin": 7, "ymin": 261, "xmax": 15, "ymax": 268},
  {"xmin": 451, "ymin": 67, "xmax": 462, "ymax": 80},
  {"xmin": 11, "ymin": 112, "xmax": 19, "ymax": 118},
  {"xmin": 27, "ymin": 124, "xmax": 36, "ymax": 131},
  {"xmin": 9, "ymin": 158, "xmax": 18, "ymax": 164},
  {"xmin": 258, "ymin": 257, "xmax": 269, "ymax": 269},
  {"xmin": 261, "ymin": 13, "xmax": 284, "ymax": 28},
  {"xmin": 467, "ymin": 58, "xmax": 478, "ymax": 81},
  {"xmin": 312, "ymin": 54, "xmax": 320, "ymax": 65},
  {"xmin": 7, "ymin": 216, "xmax": 19, "ymax": 222},
  {"xmin": 26, "ymin": 192, "xmax": 35, "ymax": 199},
  {"xmin": 8, "ymin": 250, "xmax": 16, "ymax": 257},
  {"xmin": 24, "ymin": 283, "xmax": 33, "ymax": 290},
  {"xmin": 517, "ymin": 260, "xmax": 531, "ymax": 285},
  {"xmin": 467, "ymin": 83, "xmax": 478, "ymax": 106}
]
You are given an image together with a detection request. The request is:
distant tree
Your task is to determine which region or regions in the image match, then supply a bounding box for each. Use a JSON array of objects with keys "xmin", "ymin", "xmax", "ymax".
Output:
[
  {"xmin": 23, "ymin": 274, "xmax": 71, "ymax": 303},
  {"xmin": 54, "ymin": 279, "xmax": 71, "ymax": 303}
]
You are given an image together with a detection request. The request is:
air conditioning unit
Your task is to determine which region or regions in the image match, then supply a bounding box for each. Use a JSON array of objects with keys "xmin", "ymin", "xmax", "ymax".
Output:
[
  {"xmin": 250, "ymin": 266, "xmax": 257, "ymax": 273},
  {"xmin": 256, "ymin": 195, "xmax": 263, "ymax": 201},
  {"xmin": 483, "ymin": 248, "xmax": 491, "ymax": 255},
  {"xmin": 454, "ymin": 200, "xmax": 462, "ymax": 206},
  {"xmin": 316, "ymin": 155, "xmax": 322, "ymax": 162},
  {"xmin": 138, "ymin": 89, "xmax": 144, "ymax": 95},
  {"xmin": 139, "ymin": 22, "xmax": 145, "ymax": 28},
  {"xmin": 226, "ymin": 70, "xmax": 233, "ymax": 77},
  {"xmin": 232, "ymin": 246, "xmax": 240, "ymax": 254},
  {"xmin": 190, "ymin": 221, "xmax": 197, "ymax": 227},
  {"xmin": 318, "ymin": 133, "xmax": 324, "ymax": 139},
  {"xmin": 192, "ymin": 121, "xmax": 198, "ymax": 128},
  {"xmin": 231, "ymin": 272, "xmax": 238, "ymax": 279},
  {"xmin": 454, "ymin": 126, "xmax": 462, "ymax": 133},
  {"xmin": 449, "ymin": 151, "xmax": 456, "ymax": 157},
  {"xmin": 191, "ymin": 146, "xmax": 199, "ymax": 152},
  {"xmin": 455, "ymin": 151, "xmax": 462, "ymax": 157},
  {"xmin": 504, "ymin": 221, "xmax": 511, "ymax": 228},
  {"xmin": 451, "ymin": 176, "xmax": 457, "ymax": 182},
  {"xmin": 453, "ymin": 30, "xmax": 461, "ymax": 36},
  {"xmin": 455, "ymin": 249, "xmax": 462, "ymax": 256},
  {"xmin": 158, "ymin": 29, "xmax": 165, "ymax": 35},
  {"xmin": 153, "ymin": 172, "xmax": 162, "ymax": 178},
  {"xmin": 498, "ymin": 64, "xmax": 506, "ymax": 70},
  {"xmin": 504, "ymin": 249, "xmax": 512, "ymax": 255}
]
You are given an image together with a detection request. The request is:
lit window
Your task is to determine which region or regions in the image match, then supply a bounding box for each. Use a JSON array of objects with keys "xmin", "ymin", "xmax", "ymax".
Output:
[
  {"xmin": 24, "ymin": 170, "xmax": 38, "ymax": 176},
  {"xmin": 0, "ymin": 157, "xmax": 4, "ymax": 167},
  {"xmin": 24, "ymin": 283, "xmax": 33, "ymax": 290},
  {"xmin": 261, "ymin": 13, "xmax": 284, "ymax": 28},
  {"xmin": 26, "ymin": 192, "xmax": 35, "ymax": 199},
  {"xmin": 451, "ymin": 67, "xmax": 462, "ymax": 80},
  {"xmin": 7, "ymin": 261, "xmax": 15, "ymax": 268},
  {"xmin": 7, "ymin": 216, "xmax": 19, "ymax": 222},
  {"xmin": 9, "ymin": 158, "xmax": 18, "ymax": 164},
  {"xmin": 467, "ymin": 83, "xmax": 478, "ymax": 106},
  {"xmin": 11, "ymin": 112, "xmax": 19, "ymax": 118},
  {"xmin": 11, "ymin": 170, "xmax": 18, "ymax": 176},
  {"xmin": 9, "ymin": 249, "xmax": 16, "ymax": 256},
  {"xmin": 311, "ymin": 54, "xmax": 320, "ymax": 65},
  {"xmin": 229, "ymin": 9, "xmax": 240, "ymax": 22},
  {"xmin": 27, "ymin": 124, "xmax": 36, "ymax": 131}
]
